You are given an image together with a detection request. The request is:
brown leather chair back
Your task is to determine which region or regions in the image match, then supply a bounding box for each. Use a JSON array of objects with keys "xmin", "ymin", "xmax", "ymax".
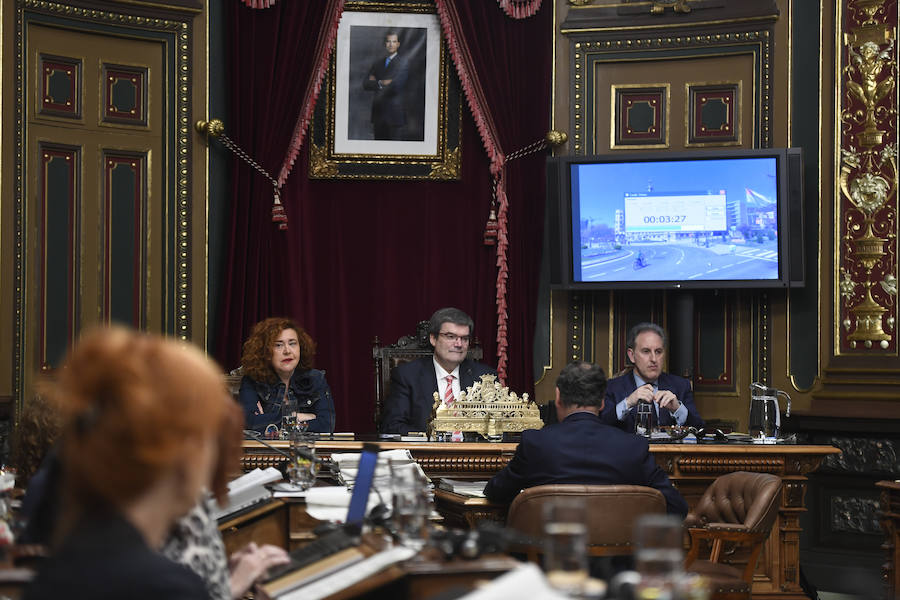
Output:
[
  {"xmin": 506, "ymin": 484, "xmax": 666, "ymax": 556},
  {"xmin": 684, "ymin": 471, "xmax": 782, "ymax": 534},
  {"xmin": 372, "ymin": 320, "xmax": 482, "ymax": 429},
  {"xmin": 684, "ymin": 471, "xmax": 783, "ymax": 593}
]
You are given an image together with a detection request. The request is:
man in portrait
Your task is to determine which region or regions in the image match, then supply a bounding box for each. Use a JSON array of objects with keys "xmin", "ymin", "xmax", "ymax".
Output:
[{"xmin": 362, "ymin": 30, "xmax": 410, "ymax": 140}]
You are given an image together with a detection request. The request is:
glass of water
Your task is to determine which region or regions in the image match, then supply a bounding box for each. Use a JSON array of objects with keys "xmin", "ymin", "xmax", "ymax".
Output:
[
  {"xmin": 281, "ymin": 397, "xmax": 298, "ymax": 439},
  {"xmin": 287, "ymin": 430, "xmax": 317, "ymax": 490},
  {"xmin": 633, "ymin": 514, "xmax": 684, "ymax": 596},
  {"xmin": 635, "ymin": 401, "xmax": 653, "ymax": 437},
  {"xmin": 543, "ymin": 496, "xmax": 589, "ymax": 595},
  {"xmin": 389, "ymin": 460, "xmax": 430, "ymax": 550}
]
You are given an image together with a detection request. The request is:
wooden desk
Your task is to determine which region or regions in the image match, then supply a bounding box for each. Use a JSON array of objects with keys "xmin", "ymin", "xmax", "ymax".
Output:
[
  {"xmin": 877, "ymin": 480, "xmax": 900, "ymax": 600},
  {"xmin": 242, "ymin": 439, "xmax": 838, "ymax": 599},
  {"xmin": 218, "ymin": 499, "xmax": 289, "ymax": 556}
]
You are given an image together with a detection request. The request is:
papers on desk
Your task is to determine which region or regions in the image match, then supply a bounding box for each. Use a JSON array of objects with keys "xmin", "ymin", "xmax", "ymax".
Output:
[
  {"xmin": 454, "ymin": 563, "xmax": 570, "ymax": 600},
  {"xmin": 271, "ymin": 482, "xmax": 308, "ymax": 499},
  {"xmin": 436, "ymin": 478, "xmax": 488, "ymax": 498},
  {"xmin": 212, "ymin": 467, "xmax": 282, "ymax": 520},
  {"xmin": 303, "ymin": 449, "xmax": 429, "ymax": 522},
  {"xmin": 304, "ymin": 486, "xmax": 382, "ymax": 523}
]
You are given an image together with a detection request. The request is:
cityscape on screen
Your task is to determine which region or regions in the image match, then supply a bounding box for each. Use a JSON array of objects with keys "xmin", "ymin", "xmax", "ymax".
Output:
[{"xmin": 570, "ymin": 156, "xmax": 781, "ymax": 284}]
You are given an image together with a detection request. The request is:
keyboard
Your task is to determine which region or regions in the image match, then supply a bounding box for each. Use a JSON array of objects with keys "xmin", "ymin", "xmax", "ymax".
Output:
[{"xmin": 262, "ymin": 527, "xmax": 359, "ymax": 584}]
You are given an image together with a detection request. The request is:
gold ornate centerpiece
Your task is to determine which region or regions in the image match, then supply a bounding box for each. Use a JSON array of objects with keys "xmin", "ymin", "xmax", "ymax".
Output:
[{"xmin": 429, "ymin": 374, "xmax": 543, "ymax": 440}]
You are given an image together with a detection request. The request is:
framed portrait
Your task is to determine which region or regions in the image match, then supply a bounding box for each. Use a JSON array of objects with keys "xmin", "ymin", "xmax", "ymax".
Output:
[{"xmin": 309, "ymin": 0, "xmax": 462, "ymax": 180}]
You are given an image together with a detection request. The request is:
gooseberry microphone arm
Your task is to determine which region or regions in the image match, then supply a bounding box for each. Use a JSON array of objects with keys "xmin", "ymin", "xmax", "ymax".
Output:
[{"xmin": 195, "ymin": 118, "xmax": 288, "ymax": 230}]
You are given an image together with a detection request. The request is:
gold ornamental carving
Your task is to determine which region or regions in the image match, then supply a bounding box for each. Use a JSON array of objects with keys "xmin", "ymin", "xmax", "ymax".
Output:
[
  {"xmin": 838, "ymin": 1, "xmax": 897, "ymax": 352},
  {"xmin": 429, "ymin": 374, "xmax": 543, "ymax": 440}
]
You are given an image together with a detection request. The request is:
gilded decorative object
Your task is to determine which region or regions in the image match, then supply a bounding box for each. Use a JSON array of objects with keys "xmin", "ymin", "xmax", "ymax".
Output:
[
  {"xmin": 307, "ymin": 2, "xmax": 462, "ymax": 181},
  {"xmin": 545, "ymin": 130, "xmax": 568, "ymax": 146},
  {"xmin": 846, "ymin": 40, "xmax": 895, "ymax": 139},
  {"xmin": 195, "ymin": 118, "xmax": 224, "ymax": 138},
  {"xmin": 429, "ymin": 374, "xmax": 543, "ymax": 440},
  {"xmin": 840, "ymin": 268, "xmax": 857, "ymax": 299},
  {"xmin": 847, "ymin": 282, "xmax": 891, "ymax": 348},
  {"xmin": 651, "ymin": 0, "xmax": 691, "ymax": 14},
  {"xmin": 837, "ymin": 1, "xmax": 897, "ymax": 353}
]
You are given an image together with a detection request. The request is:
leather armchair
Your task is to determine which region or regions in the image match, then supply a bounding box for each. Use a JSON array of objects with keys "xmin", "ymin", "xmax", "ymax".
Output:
[
  {"xmin": 683, "ymin": 471, "xmax": 783, "ymax": 599},
  {"xmin": 505, "ymin": 484, "xmax": 666, "ymax": 560}
]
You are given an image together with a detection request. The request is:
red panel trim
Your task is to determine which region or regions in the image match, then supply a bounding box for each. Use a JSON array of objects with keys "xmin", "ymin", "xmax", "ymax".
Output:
[
  {"xmin": 694, "ymin": 301, "xmax": 733, "ymax": 386},
  {"xmin": 103, "ymin": 154, "xmax": 145, "ymax": 327},
  {"xmin": 39, "ymin": 147, "xmax": 77, "ymax": 371},
  {"xmin": 40, "ymin": 55, "xmax": 80, "ymax": 118},
  {"xmin": 103, "ymin": 65, "xmax": 147, "ymax": 125}
]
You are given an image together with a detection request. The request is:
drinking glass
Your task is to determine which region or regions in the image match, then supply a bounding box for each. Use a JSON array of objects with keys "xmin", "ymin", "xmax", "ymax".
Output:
[
  {"xmin": 389, "ymin": 460, "xmax": 430, "ymax": 550},
  {"xmin": 281, "ymin": 397, "xmax": 298, "ymax": 439},
  {"xmin": 287, "ymin": 430, "xmax": 317, "ymax": 490},
  {"xmin": 635, "ymin": 401, "xmax": 653, "ymax": 437},
  {"xmin": 633, "ymin": 514, "xmax": 684, "ymax": 597},
  {"xmin": 542, "ymin": 496, "xmax": 589, "ymax": 595}
]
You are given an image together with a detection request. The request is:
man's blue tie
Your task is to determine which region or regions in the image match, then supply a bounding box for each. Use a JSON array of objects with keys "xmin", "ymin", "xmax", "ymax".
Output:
[{"xmin": 384, "ymin": 56, "xmax": 391, "ymax": 68}]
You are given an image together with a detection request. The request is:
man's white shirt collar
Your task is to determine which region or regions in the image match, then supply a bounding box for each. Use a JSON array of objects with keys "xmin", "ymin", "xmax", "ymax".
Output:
[{"xmin": 434, "ymin": 358, "xmax": 461, "ymax": 402}]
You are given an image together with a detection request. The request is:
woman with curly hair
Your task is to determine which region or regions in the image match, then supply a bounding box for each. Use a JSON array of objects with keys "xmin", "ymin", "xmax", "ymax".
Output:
[{"xmin": 238, "ymin": 317, "xmax": 335, "ymax": 434}]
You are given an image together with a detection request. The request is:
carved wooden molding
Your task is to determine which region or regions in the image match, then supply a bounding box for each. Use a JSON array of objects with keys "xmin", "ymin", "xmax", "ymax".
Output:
[
  {"xmin": 831, "ymin": 495, "xmax": 882, "ymax": 534},
  {"xmin": 676, "ymin": 456, "xmax": 784, "ymax": 474},
  {"xmin": 819, "ymin": 436, "xmax": 900, "ymax": 475}
]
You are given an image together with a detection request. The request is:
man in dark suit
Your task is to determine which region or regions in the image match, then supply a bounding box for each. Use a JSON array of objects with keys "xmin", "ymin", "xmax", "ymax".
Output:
[
  {"xmin": 601, "ymin": 322, "xmax": 704, "ymax": 432},
  {"xmin": 380, "ymin": 307, "xmax": 496, "ymax": 435},
  {"xmin": 484, "ymin": 361, "xmax": 687, "ymax": 516},
  {"xmin": 362, "ymin": 30, "xmax": 410, "ymax": 140}
]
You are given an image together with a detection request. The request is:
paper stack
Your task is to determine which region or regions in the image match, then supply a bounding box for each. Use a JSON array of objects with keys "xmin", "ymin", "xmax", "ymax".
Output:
[{"xmin": 212, "ymin": 466, "xmax": 282, "ymax": 520}]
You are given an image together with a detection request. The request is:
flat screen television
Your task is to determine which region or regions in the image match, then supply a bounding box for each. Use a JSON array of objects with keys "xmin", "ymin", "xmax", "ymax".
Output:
[{"xmin": 545, "ymin": 148, "xmax": 804, "ymax": 290}]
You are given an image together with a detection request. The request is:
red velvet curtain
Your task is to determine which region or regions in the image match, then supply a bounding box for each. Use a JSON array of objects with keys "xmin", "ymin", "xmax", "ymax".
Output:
[{"xmin": 217, "ymin": 2, "xmax": 551, "ymax": 433}]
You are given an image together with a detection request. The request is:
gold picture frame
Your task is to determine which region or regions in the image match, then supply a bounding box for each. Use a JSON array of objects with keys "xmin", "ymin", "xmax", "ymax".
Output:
[{"xmin": 308, "ymin": 0, "xmax": 461, "ymax": 180}]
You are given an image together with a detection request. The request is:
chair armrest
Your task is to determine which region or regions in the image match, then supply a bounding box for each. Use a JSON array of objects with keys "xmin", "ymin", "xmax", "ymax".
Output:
[
  {"xmin": 706, "ymin": 522, "xmax": 750, "ymax": 533},
  {"xmin": 683, "ymin": 514, "xmax": 704, "ymax": 528}
]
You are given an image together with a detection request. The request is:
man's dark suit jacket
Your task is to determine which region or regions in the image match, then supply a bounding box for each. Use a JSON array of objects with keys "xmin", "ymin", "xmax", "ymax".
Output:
[
  {"xmin": 380, "ymin": 356, "xmax": 496, "ymax": 435},
  {"xmin": 363, "ymin": 53, "xmax": 410, "ymax": 132},
  {"xmin": 483, "ymin": 411, "xmax": 688, "ymax": 516},
  {"xmin": 600, "ymin": 370, "xmax": 704, "ymax": 432}
]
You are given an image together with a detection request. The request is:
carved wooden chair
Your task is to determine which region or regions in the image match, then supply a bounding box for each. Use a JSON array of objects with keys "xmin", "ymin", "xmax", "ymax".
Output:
[
  {"xmin": 372, "ymin": 320, "xmax": 482, "ymax": 430},
  {"xmin": 504, "ymin": 484, "xmax": 667, "ymax": 562},
  {"xmin": 683, "ymin": 471, "xmax": 783, "ymax": 600}
]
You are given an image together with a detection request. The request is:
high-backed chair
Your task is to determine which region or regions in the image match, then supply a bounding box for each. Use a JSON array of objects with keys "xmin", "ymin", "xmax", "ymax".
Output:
[
  {"xmin": 683, "ymin": 471, "xmax": 783, "ymax": 600},
  {"xmin": 504, "ymin": 484, "xmax": 667, "ymax": 561},
  {"xmin": 372, "ymin": 320, "xmax": 482, "ymax": 429}
]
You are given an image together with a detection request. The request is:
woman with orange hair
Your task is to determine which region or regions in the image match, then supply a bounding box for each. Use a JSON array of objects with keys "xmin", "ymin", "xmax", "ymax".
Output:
[
  {"xmin": 25, "ymin": 327, "xmax": 241, "ymax": 600},
  {"xmin": 238, "ymin": 317, "xmax": 335, "ymax": 434}
]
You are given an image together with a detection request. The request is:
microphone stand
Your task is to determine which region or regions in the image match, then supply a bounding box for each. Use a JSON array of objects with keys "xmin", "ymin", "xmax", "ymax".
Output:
[{"xmin": 243, "ymin": 429, "xmax": 291, "ymax": 459}]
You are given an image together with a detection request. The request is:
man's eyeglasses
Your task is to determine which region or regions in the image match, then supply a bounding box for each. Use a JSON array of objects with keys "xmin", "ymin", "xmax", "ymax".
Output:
[{"xmin": 438, "ymin": 332, "xmax": 470, "ymax": 344}]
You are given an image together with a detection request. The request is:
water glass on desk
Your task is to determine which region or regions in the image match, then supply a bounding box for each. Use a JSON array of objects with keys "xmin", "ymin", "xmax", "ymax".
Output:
[
  {"xmin": 281, "ymin": 397, "xmax": 298, "ymax": 439},
  {"xmin": 635, "ymin": 401, "xmax": 654, "ymax": 437},
  {"xmin": 633, "ymin": 514, "xmax": 684, "ymax": 597},
  {"xmin": 388, "ymin": 460, "xmax": 430, "ymax": 550},
  {"xmin": 288, "ymin": 430, "xmax": 317, "ymax": 490},
  {"xmin": 542, "ymin": 496, "xmax": 589, "ymax": 595}
]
